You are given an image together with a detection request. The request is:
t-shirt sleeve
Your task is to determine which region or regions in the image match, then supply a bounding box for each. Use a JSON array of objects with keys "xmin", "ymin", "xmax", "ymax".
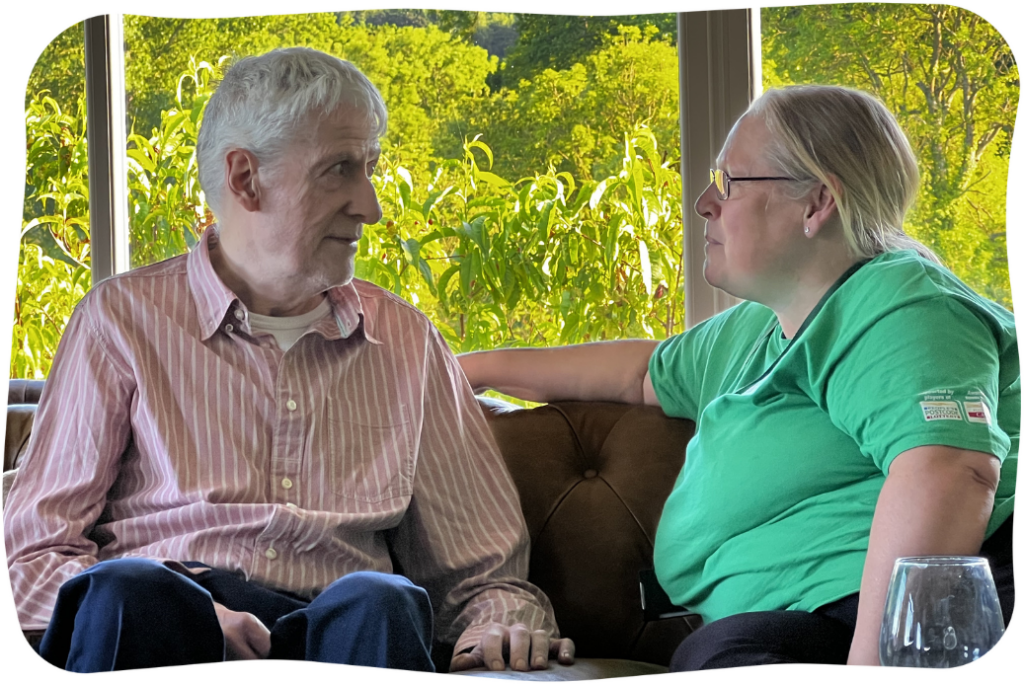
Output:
[
  {"xmin": 648, "ymin": 320, "xmax": 716, "ymax": 420},
  {"xmin": 825, "ymin": 296, "xmax": 1010, "ymax": 475}
]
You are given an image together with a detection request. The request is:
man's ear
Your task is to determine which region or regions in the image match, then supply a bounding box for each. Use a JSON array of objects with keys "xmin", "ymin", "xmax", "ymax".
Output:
[
  {"xmin": 224, "ymin": 149, "xmax": 261, "ymax": 213},
  {"xmin": 803, "ymin": 175, "xmax": 841, "ymax": 238}
]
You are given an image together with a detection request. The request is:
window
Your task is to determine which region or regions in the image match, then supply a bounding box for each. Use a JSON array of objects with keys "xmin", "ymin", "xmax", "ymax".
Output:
[{"xmin": 14, "ymin": 11, "xmax": 686, "ymax": 377}]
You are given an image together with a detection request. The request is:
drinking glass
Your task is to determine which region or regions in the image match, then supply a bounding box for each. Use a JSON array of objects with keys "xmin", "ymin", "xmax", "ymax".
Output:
[{"xmin": 879, "ymin": 556, "xmax": 1004, "ymax": 667}]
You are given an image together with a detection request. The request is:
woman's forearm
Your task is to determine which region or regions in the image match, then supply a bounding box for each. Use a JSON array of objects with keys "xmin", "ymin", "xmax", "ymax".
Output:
[
  {"xmin": 457, "ymin": 341, "xmax": 659, "ymax": 404},
  {"xmin": 848, "ymin": 446, "xmax": 1000, "ymax": 666}
]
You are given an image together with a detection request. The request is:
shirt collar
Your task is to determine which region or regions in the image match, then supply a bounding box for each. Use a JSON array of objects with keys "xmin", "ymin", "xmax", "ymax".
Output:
[{"xmin": 186, "ymin": 227, "xmax": 382, "ymax": 345}]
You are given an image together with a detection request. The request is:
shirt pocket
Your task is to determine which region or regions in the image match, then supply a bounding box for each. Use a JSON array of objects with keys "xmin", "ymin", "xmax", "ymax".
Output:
[{"xmin": 320, "ymin": 395, "xmax": 415, "ymax": 504}]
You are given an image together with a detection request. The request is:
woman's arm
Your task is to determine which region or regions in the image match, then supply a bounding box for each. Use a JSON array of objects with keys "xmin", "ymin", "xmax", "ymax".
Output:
[
  {"xmin": 457, "ymin": 341, "xmax": 661, "ymax": 405},
  {"xmin": 847, "ymin": 445, "xmax": 1000, "ymax": 666}
]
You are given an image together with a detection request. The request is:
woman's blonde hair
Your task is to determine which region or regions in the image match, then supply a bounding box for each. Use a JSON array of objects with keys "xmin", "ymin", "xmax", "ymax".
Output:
[{"xmin": 747, "ymin": 84, "xmax": 940, "ymax": 263}]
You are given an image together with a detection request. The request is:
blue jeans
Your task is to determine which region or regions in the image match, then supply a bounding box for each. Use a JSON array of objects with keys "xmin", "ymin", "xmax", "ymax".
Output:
[{"xmin": 37, "ymin": 558, "xmax": 435, "ymax": 672}]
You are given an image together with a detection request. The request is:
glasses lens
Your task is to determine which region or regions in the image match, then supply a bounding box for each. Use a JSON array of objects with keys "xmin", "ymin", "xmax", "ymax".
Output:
[{"xmin": 711, "ymin": 169, "xmax": 727, "ymax": 200}]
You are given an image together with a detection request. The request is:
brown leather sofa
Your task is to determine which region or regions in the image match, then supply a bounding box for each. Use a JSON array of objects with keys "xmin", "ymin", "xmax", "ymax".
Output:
[{"xmin": 5, "ymin": 378, "xmax": 701, "ymax": 679}]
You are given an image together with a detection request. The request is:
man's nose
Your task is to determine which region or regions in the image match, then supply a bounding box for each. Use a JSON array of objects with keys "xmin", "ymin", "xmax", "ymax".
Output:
[
  {"xmin": 694, "ymin": 183, "xmax": 720, "ymax": 220},
  {"xmin": 350, "ymin": 175, "xmax": 383, "ymax": 225}
]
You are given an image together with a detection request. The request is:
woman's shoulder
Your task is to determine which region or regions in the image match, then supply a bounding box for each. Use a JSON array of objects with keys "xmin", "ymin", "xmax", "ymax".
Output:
[{"xmin": 837, "ymin": 250, "xmax": 1014, "ymax": 330}]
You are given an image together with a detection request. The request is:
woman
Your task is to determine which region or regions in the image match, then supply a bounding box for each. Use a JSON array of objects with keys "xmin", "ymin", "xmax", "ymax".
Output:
[{"xmin": 458, "ymin": 85, "xmax": 1017, "ymax": 669}]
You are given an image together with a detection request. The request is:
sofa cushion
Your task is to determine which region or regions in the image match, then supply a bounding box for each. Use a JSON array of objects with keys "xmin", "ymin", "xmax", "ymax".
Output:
[{"xmin": 453, "ymin": 658, "xmax": 668, "ymax": 680}]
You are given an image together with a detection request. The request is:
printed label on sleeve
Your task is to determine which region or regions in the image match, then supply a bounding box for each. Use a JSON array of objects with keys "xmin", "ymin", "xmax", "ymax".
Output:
[
  {"xmin": 963, "ymin": 400, "xmax": 992, "ymax": 425},
  {"xmin": 920, "ymin": 401, "xmax": 964, "ymax": 422}
]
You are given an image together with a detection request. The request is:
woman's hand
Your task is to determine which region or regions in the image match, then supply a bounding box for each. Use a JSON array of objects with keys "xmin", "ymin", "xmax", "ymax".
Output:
[{"xmin": 847, "ymin": 445, "xmax": 999, "ymax": 666}]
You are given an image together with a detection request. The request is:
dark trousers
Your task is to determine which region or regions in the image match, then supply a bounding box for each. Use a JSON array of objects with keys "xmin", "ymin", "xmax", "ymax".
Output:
[
  {"xmin": 36, "ymin": 558, "xmax": 435, "ymax": 672},
  {"xmin": 670, "ymin": 514, "xmax": 1014, "ymax": 671}
]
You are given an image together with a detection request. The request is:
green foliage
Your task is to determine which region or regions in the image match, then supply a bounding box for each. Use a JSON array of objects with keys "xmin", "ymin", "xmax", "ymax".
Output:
[
  {"xmin": 14, "ymin": 92, "xmax": 91, "ymax": 378},
  {"xmin": 762, "ymin": 3, "xmax": 1018, "ymax": 308},
  {"xmin": 500, "ymin": 13, "xmax": 676, "ymax": 87},
  {"xmin": 126, "ymin": 58, "xmax": 219, "ymax": 267},
  {"xmin": 455, "ymin": 26, "xmax": 680, "ymax": 183},
  {"xmin": 122, "ymin": 15, "xmax": 496, "ymax": 191},
  {"xmin": 24, "ymin": 21, "xmax": 85, "ymax": 109},
  {"xmin": 361, "ymin": 126, "xmax": 685, "ymax": 352}
]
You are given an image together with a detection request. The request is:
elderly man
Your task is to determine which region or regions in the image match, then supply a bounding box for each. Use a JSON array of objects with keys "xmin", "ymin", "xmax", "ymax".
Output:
[{"xmin": 4, "ymin": 47, "xmax": 573, "ymax": 673}]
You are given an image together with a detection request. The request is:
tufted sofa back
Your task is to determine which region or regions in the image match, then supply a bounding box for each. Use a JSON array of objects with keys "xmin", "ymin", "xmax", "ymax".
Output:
[{"xmin": 476, "ymin": 398, "xmax": 699, "ymax": 663}]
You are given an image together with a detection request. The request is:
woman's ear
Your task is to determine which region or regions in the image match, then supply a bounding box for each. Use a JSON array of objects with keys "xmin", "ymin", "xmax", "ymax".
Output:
[
  {"xmin": 802, "ymin": 175, "xmax": 841, "ymax": 238},
  {"xmin": 224, "ymin": 149, "xmax": 262, "ymax": 212}
]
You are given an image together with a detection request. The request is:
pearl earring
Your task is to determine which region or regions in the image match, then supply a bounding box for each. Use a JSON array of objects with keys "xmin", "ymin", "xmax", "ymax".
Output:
[{"xmin": 804, "ymin": 226, "xmax": 810, "ymax": 234}]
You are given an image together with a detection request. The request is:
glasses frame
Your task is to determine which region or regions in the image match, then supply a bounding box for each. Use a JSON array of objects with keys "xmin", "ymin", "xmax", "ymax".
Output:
[{"xmin": 710, "ymin": 169, "xmax": 801, "ymax": 201}]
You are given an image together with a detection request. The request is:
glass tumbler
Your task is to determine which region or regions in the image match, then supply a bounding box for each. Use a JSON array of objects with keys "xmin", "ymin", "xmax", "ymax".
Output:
[{"xmin": 879, "ymin": 556, "xmax": 1004, "ymax": 667}]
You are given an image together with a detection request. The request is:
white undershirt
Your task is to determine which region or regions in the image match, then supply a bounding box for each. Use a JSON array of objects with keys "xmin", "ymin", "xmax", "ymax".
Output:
[{"xmin": 247, "ymin": 297, "xmax": 333, "ymax": 351}]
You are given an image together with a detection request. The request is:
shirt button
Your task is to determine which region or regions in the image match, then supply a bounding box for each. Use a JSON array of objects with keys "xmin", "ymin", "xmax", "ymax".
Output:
[
  {"xmin": 224, "ymin": 324, "xmax": 234, "ymax": 333},
  {"xmin": 286, "ymin": 399, "xmax": 297, "ymax": 411},
  {"xmin": 234, "ymin": 310, "xmax": 244, "ymax": 320},
  {"xmin": 281, "ymin": 477, "xmax": 293, "ymax": 490},
  {"xmin": 265, "ymin": 547, "xmax": 278, "ymax": 560},
  {"xmin": 286, "ymin": 502, "xmax": 298, "ymax": 510}
]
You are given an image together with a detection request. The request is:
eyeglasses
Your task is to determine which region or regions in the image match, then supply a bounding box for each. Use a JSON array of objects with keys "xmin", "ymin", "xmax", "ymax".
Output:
[{"xmin": 709, "ymin": 169, "xmax": 801, "ymax": 201}]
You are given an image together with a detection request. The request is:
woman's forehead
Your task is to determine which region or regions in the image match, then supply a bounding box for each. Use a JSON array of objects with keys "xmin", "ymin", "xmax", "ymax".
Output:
[{"xmin": 718, "ymin": 115, "xmax": 771, "ymax": 170}]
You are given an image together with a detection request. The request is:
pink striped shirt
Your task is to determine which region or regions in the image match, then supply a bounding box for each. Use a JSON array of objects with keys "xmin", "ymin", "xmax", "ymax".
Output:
[{"xmin": 4, "ymin": 229, "xmax": 557, "ymax": 653}]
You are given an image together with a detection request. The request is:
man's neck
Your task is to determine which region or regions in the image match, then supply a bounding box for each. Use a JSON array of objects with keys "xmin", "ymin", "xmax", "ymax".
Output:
[{"xmin": 207, "ymin": 228, "xmax": 325, "ymax": 317}]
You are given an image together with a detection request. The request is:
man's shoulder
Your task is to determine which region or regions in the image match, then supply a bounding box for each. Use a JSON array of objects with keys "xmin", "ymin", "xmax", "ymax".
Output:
[{"xmin": 77, "ymin": 254, "xmax": 190, "ymax": 315}]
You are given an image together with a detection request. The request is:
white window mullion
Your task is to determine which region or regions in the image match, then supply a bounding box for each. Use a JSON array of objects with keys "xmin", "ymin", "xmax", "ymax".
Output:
[
  {"xmin": 677, "ymin": 9, "xmax": 759, "ymax": 328},
  {"xmin": 84, "ymin": 14, "xmax": 130, "ymax": 283}
]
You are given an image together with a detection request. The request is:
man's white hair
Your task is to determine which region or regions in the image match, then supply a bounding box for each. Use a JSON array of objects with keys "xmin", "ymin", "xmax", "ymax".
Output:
[{"xmin": 197, "ymin": 47, "xmax": 388, "ymax": 217}]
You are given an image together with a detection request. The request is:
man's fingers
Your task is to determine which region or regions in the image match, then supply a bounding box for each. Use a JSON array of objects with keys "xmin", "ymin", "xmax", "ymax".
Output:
[
  {"xmin": 449, "ymin": 652, "xmax": 485, "ymax": 672},
  {"xmin": 508, "ymin": 624, "xmax": 532, "ymax": 671},
  {"xmin": 481, "ymin": 627, "xmax": 507, "ymax": 670},
  {"xmin": 530, "ymin": 630, "xmax": 550, "ymax": 669},
  {"xmin": 550, "ymin": 637, "xmax": 576, "ymax": 664},
  {"xmin": 243, "ymin": 614, "xmax": 272, "ymax": 658}
]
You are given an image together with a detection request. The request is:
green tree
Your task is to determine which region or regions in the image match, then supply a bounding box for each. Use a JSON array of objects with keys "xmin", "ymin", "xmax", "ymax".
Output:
[
  {"xmin": 123, "ymin": 15, "xmax": 495, "ymax": 189},
  {"xmin": 499, "ymin": 13, "xmax": 676, "ymax": 88},
  {"xmin": 24, "ymin": 21, "xmax": 85, "ymax": 109},
  {"xmin": 456, "ymin": 25, "xmax": 679, "ymax": 183},
  {"xmin": 762, "ymin": 3, "xmax": 1018, "ymax": 307}
]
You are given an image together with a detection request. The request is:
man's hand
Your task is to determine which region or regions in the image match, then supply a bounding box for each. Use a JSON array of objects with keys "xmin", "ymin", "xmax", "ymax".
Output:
[
  {"xmin": 449, "ymin": 623, "xmax": 575, "ymax": 672},
  {"xmin": 213, "ymin": 601, "xmax": 271, "ymax": 660}
]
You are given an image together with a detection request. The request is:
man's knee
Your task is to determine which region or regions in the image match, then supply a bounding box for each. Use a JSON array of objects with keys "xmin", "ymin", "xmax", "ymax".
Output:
[
  {"xmin": 72, "ymin": 558, "xmax": 205, "ymax": 606},
  {"xmin": 319, "ymin": 571, "xmax": 430, "ymax": 618}
]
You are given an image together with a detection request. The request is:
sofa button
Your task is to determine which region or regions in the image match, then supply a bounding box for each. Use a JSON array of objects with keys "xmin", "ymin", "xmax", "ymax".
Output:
[{"xmin": 583, "ymin": 469, "xmax": 597, "ymax": 479}]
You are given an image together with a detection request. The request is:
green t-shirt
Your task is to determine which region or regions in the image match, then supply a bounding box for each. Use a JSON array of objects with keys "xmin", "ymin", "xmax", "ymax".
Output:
[{"xmin": 649, "ymin": 250, "xmax": 1018, "ymax": 624}]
